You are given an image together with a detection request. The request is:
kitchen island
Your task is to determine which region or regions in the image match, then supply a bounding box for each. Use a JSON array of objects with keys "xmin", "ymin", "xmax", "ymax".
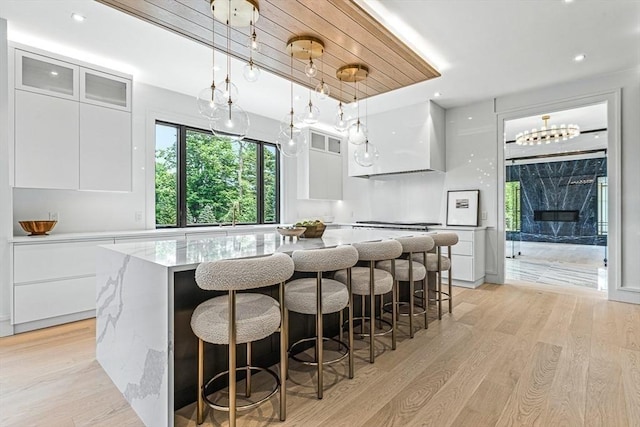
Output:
[{"xmin": 95, "ymin": 228, "xmax": 428, "ymax": 427}]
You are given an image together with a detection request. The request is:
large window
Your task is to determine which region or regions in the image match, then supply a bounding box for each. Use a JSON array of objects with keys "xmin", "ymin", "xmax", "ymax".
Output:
[
  {"xmin": 155, "ymin": 122, "xmax": 279, "ymax": 227},
  {"xmin": 505, "ymin": 181, "xmax": 521, "ymax": 232}
]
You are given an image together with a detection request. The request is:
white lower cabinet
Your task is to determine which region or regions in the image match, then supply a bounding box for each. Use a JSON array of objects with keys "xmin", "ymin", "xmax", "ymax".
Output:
[
  {"xmin": 12, "ymin": 239, "xmax": 114, "ymax": 330},
  {"xmin": 434, "ymin": 228, "xmax": 486, "ymax": 288},
  {"xmin": 14, "ymin": 277, "xmax": 96, "ymax": 324}
]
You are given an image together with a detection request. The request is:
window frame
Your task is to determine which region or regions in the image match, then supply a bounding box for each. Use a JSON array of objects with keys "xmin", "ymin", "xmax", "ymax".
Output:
[{"xmin": 155, "ymin": 120, "xmax": 280, "ymax": 228}]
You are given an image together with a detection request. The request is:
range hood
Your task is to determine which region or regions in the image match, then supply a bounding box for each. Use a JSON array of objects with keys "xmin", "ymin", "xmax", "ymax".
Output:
[{"xmin": 348, "ymin": 101, "xmax": 446, "ymax": 178}]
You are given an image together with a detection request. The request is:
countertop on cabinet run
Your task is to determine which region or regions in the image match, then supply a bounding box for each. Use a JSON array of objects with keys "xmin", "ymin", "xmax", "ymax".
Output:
[
  {"xmin": 10, "ymin": 223, "xmax": 289, "ymax": 244},
  {"xmin": 429, "ymin": 225, "xmax": 487, "ymax": 230},
  {"xmin": 104, "ymin": 228, "xmax": 429, "ymax": 272}
]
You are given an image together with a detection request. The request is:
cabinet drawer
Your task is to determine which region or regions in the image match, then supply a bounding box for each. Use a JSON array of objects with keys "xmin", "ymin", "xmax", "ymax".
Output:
[
  {"xmin": 451, "ymin": 240, "xmax": 473, "ymax": 256},
  {"xmin": 452, "ymin": 230, "xmax": 474, "ymax": 242},
  {"xmin": 441, "ymin": 255, "xmax": 473, "ymax": 281},
  {"xmin": 14, "ymin": 276, "xmax": 96, "ymax": 324},
  {"xmin": 14, "ymin": 240, "xmax": 113, "ymax": 283}
]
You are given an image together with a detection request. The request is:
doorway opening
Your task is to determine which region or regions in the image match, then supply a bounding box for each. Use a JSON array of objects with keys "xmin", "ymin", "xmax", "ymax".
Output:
[{"xmin": 503, "ymin": 103, "xmax": 608, "ymax": 291}]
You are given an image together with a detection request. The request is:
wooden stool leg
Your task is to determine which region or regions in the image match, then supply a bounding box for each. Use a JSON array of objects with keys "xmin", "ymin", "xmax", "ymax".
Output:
[
  {"xmin": 197, "ymin": 338, "xmax": 204, "ymax": 425},
  {"xmin": 437, "ymin": 247, "xmax": 443, "ymax": 320}
]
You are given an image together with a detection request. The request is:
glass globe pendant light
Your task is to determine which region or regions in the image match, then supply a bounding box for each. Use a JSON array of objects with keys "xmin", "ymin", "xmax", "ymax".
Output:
[
  {"xmin": 333, "ymin": 77, "xmax": 349, "ymax": 132},
  {"xmin": 243, "ymin": 6, "xmax": 260, "ymax": 83},
  {"xmin": 243, "ymin": 59, "xmax": 260, "ymax": 82},
  {"xmin": 276, "ymin": 51, "xmax": 307, "ymax": 158},
  {"xmin": 210, "ymin": 100, "xmax": 250, "ymax": 141},
  {"xmin": 196, "ymin": 15, "xmax": 218, "ymax": 119},
  {"xmin": 314, "ymin": 51, "xmax": 330, "ymax": 100},
  {"xmin": 304, "ymin": 92, "xmax": 320, "ymax": 124},
  {"xmin": 209, "ymin": 0, "xmax": 255, "ymax": 141},
  {"xmin": 336, "ymin": 63, "xmax": 369, "ymax": 145},
  {"xmin": 354, "ymin": 140, "xmax": 379, "ymax": 167}
]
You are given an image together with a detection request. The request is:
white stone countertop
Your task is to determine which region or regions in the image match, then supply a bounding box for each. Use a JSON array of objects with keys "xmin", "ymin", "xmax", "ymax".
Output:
[
  {"xmin": 101, "ymin": 228, "xmax": 429, "ymax": 272},
  {"xmin": 10, "ymin": 222, "xmax": 482, "ymax": 244}
]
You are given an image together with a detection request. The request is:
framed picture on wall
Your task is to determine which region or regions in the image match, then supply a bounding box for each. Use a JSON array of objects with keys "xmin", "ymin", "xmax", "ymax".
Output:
[{"xmin": 447, "ymin": 190, "xmax": 480, "ymax": 226}]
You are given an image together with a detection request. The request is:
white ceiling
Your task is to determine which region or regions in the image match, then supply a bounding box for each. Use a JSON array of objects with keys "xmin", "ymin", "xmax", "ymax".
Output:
[
  {"xmin": 505, "ymin": 103, "xmax": 608, "ymax": 160},
  {"xmin": 1, "ymin": 0, "xmax": 639, "ymax": 126}
]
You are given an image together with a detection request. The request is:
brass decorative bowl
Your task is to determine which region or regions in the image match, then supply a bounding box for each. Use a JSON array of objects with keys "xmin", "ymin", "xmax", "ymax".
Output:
[
  {"xmin": 19, "ymin": 220, "xmax": 57, "ymax": 236},
  {"xmin": 276, "ymin": 226, "xmax": 306, "ymax": 240}
]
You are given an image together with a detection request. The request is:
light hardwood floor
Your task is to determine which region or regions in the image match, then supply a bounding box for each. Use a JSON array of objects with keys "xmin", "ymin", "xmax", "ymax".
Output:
[{"xmin": 1, "ymin": 283, "xmax": 638, "ymax": 427}]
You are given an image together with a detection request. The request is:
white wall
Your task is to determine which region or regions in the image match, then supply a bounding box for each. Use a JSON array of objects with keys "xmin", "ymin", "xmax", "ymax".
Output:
[
  {"xmin": 335, "ymin": 170, "xmax": 445, "ymax": 223},
  {"xmin": 444, "ymin": 68, "xmax": 640, "ymax": 303},
  {"xmin": 443, "ymin": 99, "xmax": 498, "ymax": 278},
  {"xmin": 0, "ymin": 19, "xmax": 13, "ymax": 335}
]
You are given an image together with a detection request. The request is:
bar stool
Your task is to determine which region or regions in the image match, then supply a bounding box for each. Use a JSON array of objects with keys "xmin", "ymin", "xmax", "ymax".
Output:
[
  {"xmin": 377, "ymin": 235, "xmax": 434, "ymax": 338},
  {"xmin": 285, "ymin": 245, "xmax": 358, "ymax": 399},
  {"xmin": 334, "ymin": 239, "xmax": 402, "ymax": 363},
  {"xmin": 419, "ymin": 232, "xmax": 458, "ymax": 319},
  {"xmin": 191, "ymin": 253, "xmax": 294, "ymax": 427}
]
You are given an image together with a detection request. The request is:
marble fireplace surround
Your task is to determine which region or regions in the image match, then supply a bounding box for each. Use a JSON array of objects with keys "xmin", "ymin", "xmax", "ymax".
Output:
[{"xmin": 506, "ymin": 157, "xmax": 607, "ymax": 246}]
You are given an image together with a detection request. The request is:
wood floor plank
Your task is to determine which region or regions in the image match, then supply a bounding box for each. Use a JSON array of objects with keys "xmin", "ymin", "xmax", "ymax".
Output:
[
  {"xmin": 620, "ymin": 348, "xmax": 640, "ymax": 426},
  {"xmin": 3, "ymin": 282, "xmax": 634, "ymax": 427},
  {"xmin": 584, "ymin": 300, "xmax": 629, "ymax": 427},
  {"xmin": 494, "ymin": 341, "xmax": 563, "ymax": 426}
]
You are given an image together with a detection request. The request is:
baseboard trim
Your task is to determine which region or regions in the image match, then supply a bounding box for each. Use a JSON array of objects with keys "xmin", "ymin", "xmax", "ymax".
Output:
[
  {"xmin": 451, "ymin": 278, "xmax": 485, "ymax": 289},
  {"xmin": 13, "ymin": 310, "xmax": 96, "ymax": 334},
  {"xmin": 0, "ymin": 318, "xmax": 14, "ymax": 337}
]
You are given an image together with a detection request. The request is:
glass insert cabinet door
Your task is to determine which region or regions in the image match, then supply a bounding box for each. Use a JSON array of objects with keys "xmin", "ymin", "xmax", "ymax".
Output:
[
  {"xmin": 80, "ymin": 68, "xmax": 131, "ymax": 111},
  {"xmin": 15, "ymin": 49, "xmax": 79, "ymax": 100}
]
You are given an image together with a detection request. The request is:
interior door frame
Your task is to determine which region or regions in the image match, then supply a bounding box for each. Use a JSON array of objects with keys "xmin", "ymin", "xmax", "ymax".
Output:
[{"xmin": 496, "ymin": 90, "xmax": 621, "ymax": 298}]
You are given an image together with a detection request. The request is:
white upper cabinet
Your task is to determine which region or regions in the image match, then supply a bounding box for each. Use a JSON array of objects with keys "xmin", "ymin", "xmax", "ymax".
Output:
[
  {"xmin": 297, "ymin": 129, "xmax": 343, "ymax": 200},
  {"xmin": 14, "ymin": 90, "xmax": 80, "ymax": 189},
  {"xmin": 15, "ymin": 50, "xmax": 79, "ymax": 100},
  {"xmin": 80, "ymin": 103, "xmax": 132, "ymax": 191},
  {"xmin": 11, "ymin": 45, "xmax": 132, "ymax": 192},
  {"xmin": 80, "ymin": 68, "xmax": 131, "ymax": 111},
  {"xmin": 348, "ymin": 100, "xmax": 445, "ymax": 177}
]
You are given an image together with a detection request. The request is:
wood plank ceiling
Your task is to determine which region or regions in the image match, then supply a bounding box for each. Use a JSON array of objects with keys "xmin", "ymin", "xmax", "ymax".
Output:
[{"xmin": 95, "ymin": 0, "xmax": 441, "ymax": 103}]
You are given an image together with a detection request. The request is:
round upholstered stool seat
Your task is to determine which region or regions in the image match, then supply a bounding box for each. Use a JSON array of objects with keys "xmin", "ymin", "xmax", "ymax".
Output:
[
  {"xmin": 376, "ymin": 259, "xmax": 426, "ymax": 282},
  {"xmin": 411, "ymin": 253, "xmax": 451, "ymax": 271},
  {"xmin": 191, "ymin": 293, "xmax": 281, "ymax": 345},
  {"xmin": 334, "ymin": 267, "xmax": 393, "ymax": 295},
  {"xmin": 285, "ymin": 278, "xmax": 348, "ymax": 315}
]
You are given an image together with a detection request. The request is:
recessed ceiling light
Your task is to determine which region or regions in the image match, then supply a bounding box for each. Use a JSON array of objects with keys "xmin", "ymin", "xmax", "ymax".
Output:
[
  {"xmin": 50, "ymin": 70, "xmax": 58, "ymax": 76},
  {"xmin": 71, "ymin": 13, "xmax": 85, "ymax": 22},
  {"xmin": 574, "ymin": 53, "xmax": 586, "ymax": 62},
  {"xmin": 468, "ymin": 116, "xmax": 473, "ymax": 120},
  {"xmin": 294, "ymin": 95, "xmax": 300, "ymax": 101},
  {"xmin": 212, "ymin": 65, "xmax": 221, "ymax": 72},
  {"xmin": 434, "ymin": 92, "xmax": 442, "ymax": 97},
  {"xmin": 594, "ymin": 134, "xmax": 600, "ymax": 139},
  {"xmin": 563, "ymin": 0, "xmax": 574, "ymax": 3}
]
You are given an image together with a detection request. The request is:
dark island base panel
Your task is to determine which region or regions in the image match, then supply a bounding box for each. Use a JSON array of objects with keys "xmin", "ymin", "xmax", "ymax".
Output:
[{"xmin": 174, "ymin": 270, "xmax": 345, "ymax": 411}]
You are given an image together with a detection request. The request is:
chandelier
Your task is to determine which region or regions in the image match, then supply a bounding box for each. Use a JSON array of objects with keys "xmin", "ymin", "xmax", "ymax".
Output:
[{"xmin": 515, "ymin": 115, "xmax": 580, "ymax": 146}]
